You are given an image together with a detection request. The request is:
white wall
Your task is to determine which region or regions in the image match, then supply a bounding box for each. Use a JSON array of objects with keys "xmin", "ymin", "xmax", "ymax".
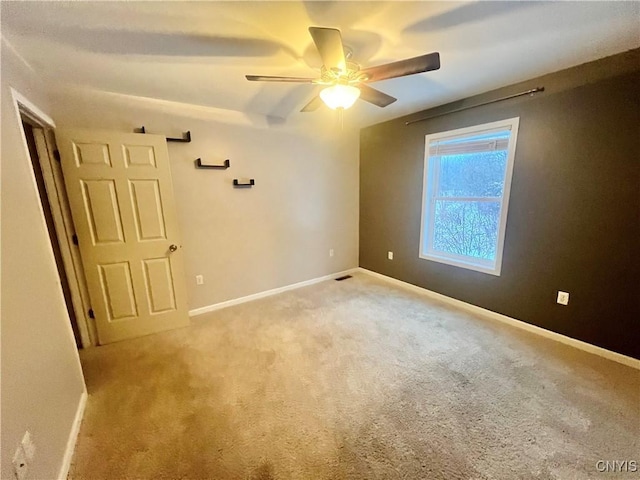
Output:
[
  {"xmin": 1, "ymin": 44, "xmax": 86, "ymax": 478},
  {"xmin": 49, "ymin": 89, "xmax": 360, "ymax": 311}
]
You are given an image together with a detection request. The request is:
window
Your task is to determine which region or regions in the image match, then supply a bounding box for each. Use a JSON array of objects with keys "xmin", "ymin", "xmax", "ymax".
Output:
[{"xmin": 419, "ymin": 118, "xmax": 520, "ymax": 275}]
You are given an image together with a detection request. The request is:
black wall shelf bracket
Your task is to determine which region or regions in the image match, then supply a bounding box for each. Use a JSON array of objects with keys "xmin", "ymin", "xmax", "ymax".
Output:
[
  {"xmin": 233, "ymin": 179, "xmax": 255, "ymax": 188},
  {"xmin": 136, "ymin": 126, "xmax": 192, "ymax": 142},
  {"xmin": 195, "ymin": 158, "xmax": 230, "ymax": 169}
]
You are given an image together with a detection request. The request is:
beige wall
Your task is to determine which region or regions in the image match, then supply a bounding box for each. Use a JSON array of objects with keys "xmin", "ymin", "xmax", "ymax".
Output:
[
  {"xmin": 49, "ymin": 91, "xmax": 360, "ymax": 311},
  {"xmin": 1, "ymin": 41, "xmax": 358, "ymax": 477},
  {"xmin": 1, "ymin": 45, "xmax": 86, "ymax": 478}
]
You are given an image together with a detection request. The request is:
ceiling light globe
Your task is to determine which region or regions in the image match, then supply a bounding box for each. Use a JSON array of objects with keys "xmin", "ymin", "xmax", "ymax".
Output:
[{"xmin": 320, "ymin": 84, "xmax": 361, "ymax": 110}]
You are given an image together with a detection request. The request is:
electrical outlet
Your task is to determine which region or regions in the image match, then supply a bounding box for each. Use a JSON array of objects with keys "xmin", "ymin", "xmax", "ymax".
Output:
[
  {"xmin": 12, "ymin": 445, "xmax": 28, "ymax": 480},
  {"xmin": 557, "ymin": 291, "xmax": 569, "ymax": 305},
  {"xmin": 196, "ymin": 275, "xmax": 204, "ymax": 285},
  {"xmin": 329, "ymin": 249, "xmax": 334, "ymax": 257},
  {"xmin": 388, "ymin": 251, "xmax": 394, "ymax": 260}
]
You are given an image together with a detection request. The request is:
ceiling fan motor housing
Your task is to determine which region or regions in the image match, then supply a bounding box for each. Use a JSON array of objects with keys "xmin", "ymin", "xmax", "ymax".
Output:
[{"xmin": 320, "ymin": 61, "xmax": 362, "ymax": 85}]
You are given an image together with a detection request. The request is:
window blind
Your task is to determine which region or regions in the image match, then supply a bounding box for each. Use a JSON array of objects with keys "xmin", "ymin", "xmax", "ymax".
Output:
[{"xmin": 428, "ymin": 128, "xmax": 511, "ymax": 156}]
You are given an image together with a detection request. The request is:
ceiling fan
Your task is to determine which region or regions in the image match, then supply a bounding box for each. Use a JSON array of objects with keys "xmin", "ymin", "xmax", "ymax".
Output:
[{"xmin": 246, "ymin": 27, "xmax": 440, "ymax": 112}]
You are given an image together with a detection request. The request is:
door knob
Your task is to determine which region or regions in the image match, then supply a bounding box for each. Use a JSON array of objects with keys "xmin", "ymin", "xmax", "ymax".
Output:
[{"xmin": 169, "ymin": 244, "xmax": 178, "ymax": 253}]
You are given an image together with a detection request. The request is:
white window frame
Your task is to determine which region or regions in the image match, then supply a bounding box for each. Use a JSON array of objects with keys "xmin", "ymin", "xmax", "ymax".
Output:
[{"xmin": 419, "ymin": 117, "xmax": 520, "ymax": 276}]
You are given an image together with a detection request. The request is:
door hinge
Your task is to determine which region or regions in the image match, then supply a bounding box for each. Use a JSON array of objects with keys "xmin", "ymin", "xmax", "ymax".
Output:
[
  {"xmin": 88, "ymin": 308, "xmax": 95, "ymax": 319},
  {"xmin": 72, "ymin": 234, "xmax": 79, "ymax": 245},
  {"xmin": 53, "ymin": 150, "xmax": 61, "ymax": 162}
]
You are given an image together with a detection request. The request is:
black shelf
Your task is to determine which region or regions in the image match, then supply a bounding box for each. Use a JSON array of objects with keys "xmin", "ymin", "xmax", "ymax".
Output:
[
  {"xmin": 136, "ymin": 126, "xmax": 191, "ymax": 143},
  {"xmin": 195, "ymin": 158, "xmax": 230, "ymax": 169},
  {"xmin": 233, "ymin": 179, "xmax": 255, "ymax": 188}
]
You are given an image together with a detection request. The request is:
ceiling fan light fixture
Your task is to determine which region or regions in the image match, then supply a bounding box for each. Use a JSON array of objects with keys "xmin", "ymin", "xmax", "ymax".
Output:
[{"xmin": 320, "ymin": 84, "xmax": 361, "ymax": 110}]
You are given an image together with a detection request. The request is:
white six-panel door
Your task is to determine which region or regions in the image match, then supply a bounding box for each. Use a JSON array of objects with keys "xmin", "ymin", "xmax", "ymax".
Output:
[{"xmin": 56, "ymin": 129, "xmax": 189, "ymax": 344}]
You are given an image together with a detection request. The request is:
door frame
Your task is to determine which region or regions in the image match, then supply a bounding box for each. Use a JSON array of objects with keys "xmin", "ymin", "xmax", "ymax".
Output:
[{"xmin": 10, "ymin": 87, "xmax": 97, "ymax": 347}]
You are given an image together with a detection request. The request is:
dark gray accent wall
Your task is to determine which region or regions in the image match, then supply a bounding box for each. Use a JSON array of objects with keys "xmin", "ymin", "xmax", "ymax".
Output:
[{"xmin": 359, "ymin": 50, "xmax": 640, "ymax": 359}]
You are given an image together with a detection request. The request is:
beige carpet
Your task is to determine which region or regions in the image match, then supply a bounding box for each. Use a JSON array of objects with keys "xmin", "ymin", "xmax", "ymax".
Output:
[{"xmin": 70, "ymin": 272, "xmax": 639, "ymax": 479}]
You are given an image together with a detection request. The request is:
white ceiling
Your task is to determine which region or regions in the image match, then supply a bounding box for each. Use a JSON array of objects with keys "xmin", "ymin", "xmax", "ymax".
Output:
[{"xmin": 2, "ymin": 1, "xmax": 639, "ymax": 128}]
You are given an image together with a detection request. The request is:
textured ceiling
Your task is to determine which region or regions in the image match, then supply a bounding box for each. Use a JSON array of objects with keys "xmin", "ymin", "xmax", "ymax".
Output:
[{"xmin": 2, "ymin": 1, "xmax": 639, "ymax": 128}]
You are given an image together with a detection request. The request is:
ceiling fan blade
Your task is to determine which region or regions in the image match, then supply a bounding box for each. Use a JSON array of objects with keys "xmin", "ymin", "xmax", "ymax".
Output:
[
  {"xmin": 360, "ymin": 52, "xmax": 440, "ymax": 83},
  {"xmin": 358, "ymin": 84, "xmax": 397, "ymax": 107},
  {"xmin": 309, "ymin": 27, "xmax": 347, "ymax": 74},
  {"xmin": 246, "ymin": 75, "xmax": 316, "ymax": 83},
  {"xmin": 300, "ymin": 95, "xmax": 324, "ymax": 112}
]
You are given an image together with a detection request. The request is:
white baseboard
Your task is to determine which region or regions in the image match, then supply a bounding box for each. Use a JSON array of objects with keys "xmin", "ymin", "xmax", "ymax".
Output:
[
  {"xmin": 58, "ymin": 390, "xmax": 87, "ymax": 480},
  {"xmin": 358, "ymin": 268, "xmax": 640, "ymax": 370},
  {"xmin": 189, "ymin": 268, "xmax": 359, "ymax": 317}
]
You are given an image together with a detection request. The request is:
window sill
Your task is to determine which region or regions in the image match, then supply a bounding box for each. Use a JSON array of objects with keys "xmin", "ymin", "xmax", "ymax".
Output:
[{"xmin": 419, "ymin": 252, "xmax": 501, "ymax": 276}]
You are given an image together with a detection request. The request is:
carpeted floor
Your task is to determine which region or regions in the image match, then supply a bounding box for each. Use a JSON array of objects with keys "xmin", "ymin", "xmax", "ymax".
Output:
[{"xmin": 69, "ymin": 272, "xmax": 639, "ymax": 479}]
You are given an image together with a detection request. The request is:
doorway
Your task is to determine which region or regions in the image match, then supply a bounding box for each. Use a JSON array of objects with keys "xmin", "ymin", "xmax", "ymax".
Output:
[
  {"xmin": 15, "ymin": 95, "xmax": 97, "ymax": 348},
  {"xmin": 21, "ymin": 119, "xmax": 82, "ymax": 347}
]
